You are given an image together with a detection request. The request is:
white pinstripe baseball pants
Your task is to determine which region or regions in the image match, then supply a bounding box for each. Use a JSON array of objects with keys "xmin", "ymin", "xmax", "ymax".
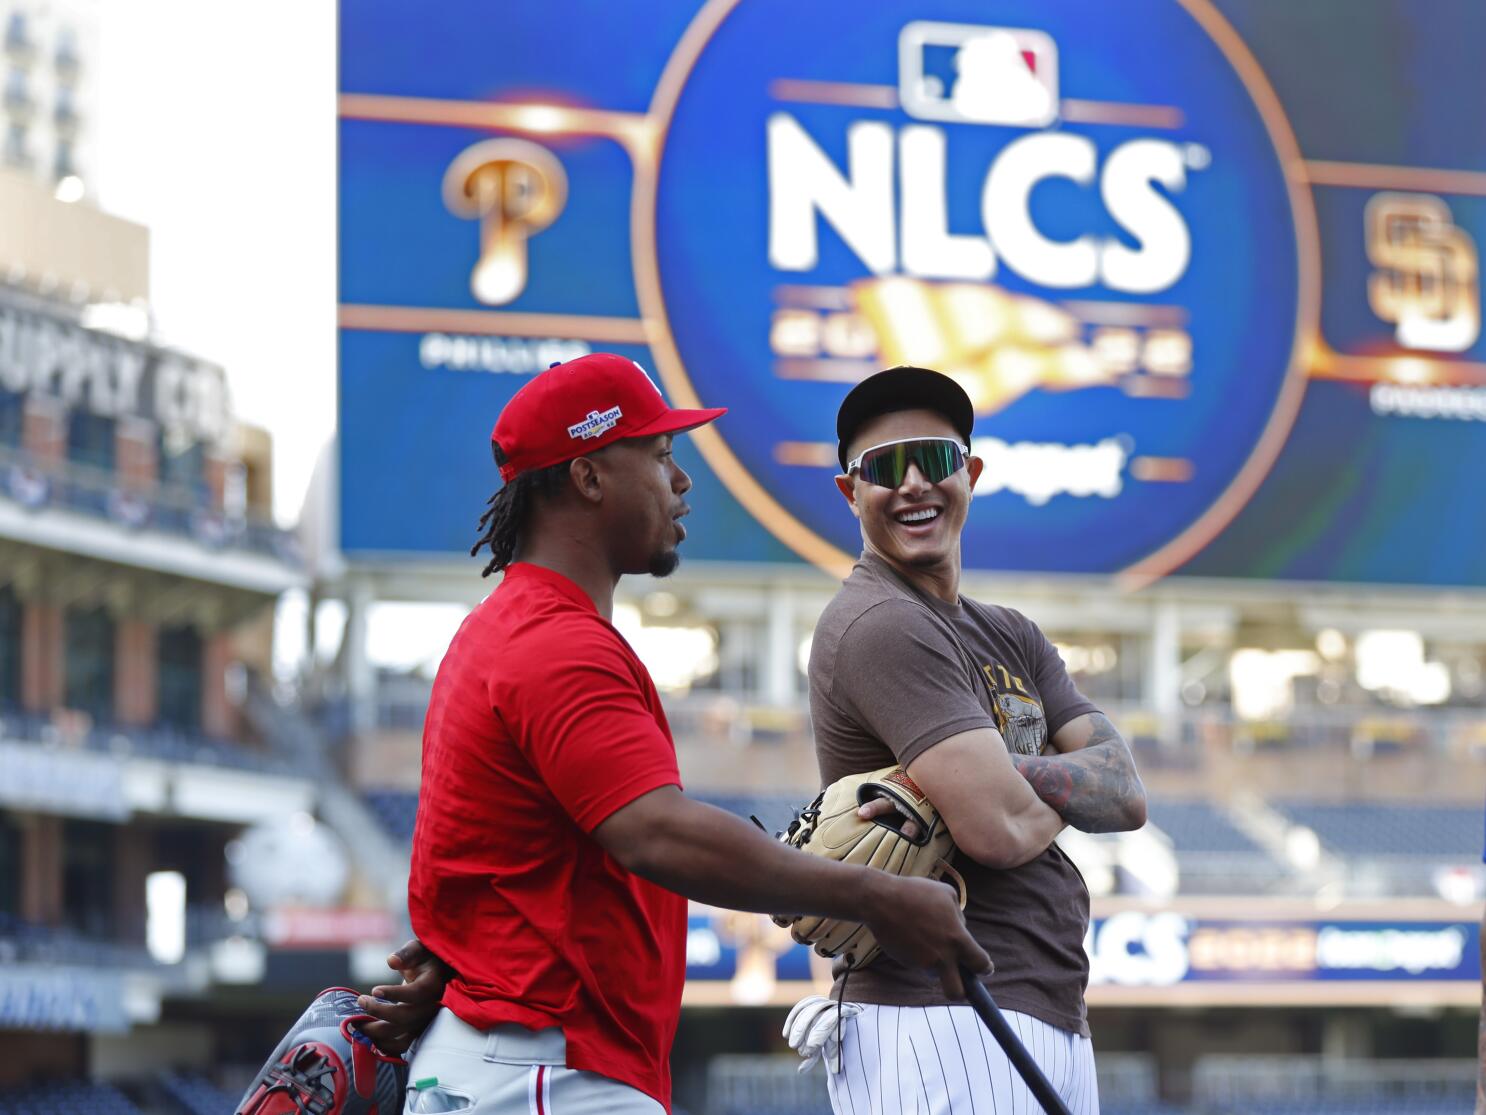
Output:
[{"xmin": 826, "ymin": 1004, "xmax": 1099, "ymax": 1115}]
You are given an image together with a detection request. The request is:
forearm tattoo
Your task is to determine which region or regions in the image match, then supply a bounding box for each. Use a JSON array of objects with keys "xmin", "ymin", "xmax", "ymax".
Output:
[{"xmin": 1010, "ymin": 713, "xmax": 1145, "ymax": 833}]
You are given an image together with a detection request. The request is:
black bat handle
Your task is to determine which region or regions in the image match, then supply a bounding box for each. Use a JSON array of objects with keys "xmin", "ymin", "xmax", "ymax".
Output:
[{"xmin": 959, "ymin": 965, "xmax": 1075, "ymax": 1115}]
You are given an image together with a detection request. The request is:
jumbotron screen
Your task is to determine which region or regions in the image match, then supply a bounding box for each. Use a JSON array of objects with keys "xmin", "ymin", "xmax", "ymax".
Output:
[{"xmin": 338, "ymin": 0, "xmax": 1486, "ymax": 587}]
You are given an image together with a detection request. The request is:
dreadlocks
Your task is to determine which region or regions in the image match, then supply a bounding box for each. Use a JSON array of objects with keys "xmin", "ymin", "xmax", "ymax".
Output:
[{"xmin": 471, "ymin": 460, "xmax": 573, "ymax": 577}]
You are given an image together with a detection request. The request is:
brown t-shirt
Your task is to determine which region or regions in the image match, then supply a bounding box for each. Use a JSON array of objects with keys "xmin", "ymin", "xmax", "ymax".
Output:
[{"xmin": 808, "ymin": 551, "xmax": 1098, "ymax": 1036}]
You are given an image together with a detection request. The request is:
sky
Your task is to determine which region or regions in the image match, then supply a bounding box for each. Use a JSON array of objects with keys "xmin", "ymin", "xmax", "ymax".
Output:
[
  {"xmin": 95, "ymin": 1, "xmax": 338, "ymax": 527},
  {"xmin": 83, "ymin": 4, "xmax": 755, "ymax": 683},
  {"xmin": 90, "ymin": 3, "xmax": 477, "ymax": 674}
]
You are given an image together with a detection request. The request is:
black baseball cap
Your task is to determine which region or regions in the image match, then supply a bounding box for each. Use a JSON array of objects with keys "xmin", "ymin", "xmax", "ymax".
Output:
[{"xmin": 836, "ymin": 366, "xmax": 975, "ymax": 471}]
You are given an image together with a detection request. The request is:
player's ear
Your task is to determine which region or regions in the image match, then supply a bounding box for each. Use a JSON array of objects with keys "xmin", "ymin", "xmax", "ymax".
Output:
[
  {"xmin": 834, "ymin": 474, "xmax": 861, "ymax": 519},
  {"xmin": 965, "ymin": 455, "xmax": 984, "ymax": 493},
  {"xmin": 569, "ymin": 457, "xmax": 604, "ymax": 504}
]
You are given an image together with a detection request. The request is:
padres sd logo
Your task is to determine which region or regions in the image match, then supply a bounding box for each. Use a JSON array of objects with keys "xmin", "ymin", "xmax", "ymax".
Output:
[{"xmin": 636, "ymin": 0, "xmax": 1319, "ymax": 582}]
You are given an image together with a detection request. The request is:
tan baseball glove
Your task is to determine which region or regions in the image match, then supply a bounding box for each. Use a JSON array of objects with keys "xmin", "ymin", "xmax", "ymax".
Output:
[{"xmin": 771, "ymin": 764, "xmax": 966, "ymax": 969}]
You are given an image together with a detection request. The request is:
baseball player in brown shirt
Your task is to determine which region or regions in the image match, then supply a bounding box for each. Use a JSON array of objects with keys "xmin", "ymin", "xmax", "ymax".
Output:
[{"xmin": 785, "ymin": 366, "xmax": 1148, "ymax": 1115}]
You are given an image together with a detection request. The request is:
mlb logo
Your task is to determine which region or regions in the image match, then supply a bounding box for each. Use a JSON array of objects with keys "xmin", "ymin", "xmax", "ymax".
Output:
[{"xmin": 899, "ymin": 21, "xmax": 1059, "ymax": 127}]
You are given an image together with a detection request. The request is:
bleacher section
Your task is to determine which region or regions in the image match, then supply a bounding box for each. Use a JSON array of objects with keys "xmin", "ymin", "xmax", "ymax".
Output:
[
  {"xmin": 1080, "ymin": 1107, "xmax": 1459, "ymax": 1114},
  {"xmin": 20, "ymin": 1061, "xmax": 1453, "ymax": 1115},
  {"xmin": 157, "ymin": 1070, "xmax": 237, "ymax": 1115},
  {"xmin": 359, "ymin": 787, "xmax": 1481, "ymax": 903},
  {"xmin": 0, "ymin": 1081, "xmax": 143, "ymax": 1115},
  {"xmin": 18, "ymin": 1058, "xmax": 1442, "ymax": 1115},
  {"xmin": 1272, "ymin": 801, "xmax": 1481, "ymax": 859},
  {"xmin": 1271, "ymin": 800, "xmax": 1482, "ymax": 895},
  {"xmin": 1145, "ymin": 798, "xmax": 1289, "ymax": 894},
  {"xmin": 701, "ymin": 1053, "xmax": 1475, "ymax": 1115},
  {"xmin": 362, "ymin": 796, "xmax": 1313, "ymax": 897},
  {"xmin": 705, "ymin": 1055, "xmax": 830, "ymax": 1115},
  {"xmin": 0, "ymin": 913, "xmax": 154, "ymax": 968},
  {"xmin": 363, "ymin": 788, "xmax": 420, "ymax": 842},
  {"xmin": 1193, "ymin": 1054, "xmax": 1476, "ymax": 1114},
  {"xmin": 1146, "ymin": 800, "xmax": 1265, "ymax": 855},
  {"xmin": 0, "ymin": 442, "xmax": 299, "ymax": 565},
  {"xmin": 1221, "ymin": 1105, "xmax": 1471, "ymax": 1114},
  {"xmin": 0, "ymin": 708, "xmax": 299, "ymax": 776}
]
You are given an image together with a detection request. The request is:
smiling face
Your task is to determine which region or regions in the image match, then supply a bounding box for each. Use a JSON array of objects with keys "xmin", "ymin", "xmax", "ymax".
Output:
[
  {"xmin": 594, "ymin": 433, "xmax": 693, "ymax": 577},
  {"xmin": 834, "ymin": 408, "xmax": 983, "ymax": 580}
]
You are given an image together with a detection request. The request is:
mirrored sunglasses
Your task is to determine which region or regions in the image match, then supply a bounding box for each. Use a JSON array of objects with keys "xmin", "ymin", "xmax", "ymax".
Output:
[{"xmin": 846, "ymin": 437, "xmax": 969, "ymax": 488}]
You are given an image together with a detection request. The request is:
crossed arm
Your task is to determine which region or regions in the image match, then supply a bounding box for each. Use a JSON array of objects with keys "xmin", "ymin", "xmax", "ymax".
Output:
[
  {"xmin": 890, "ymin": 711, "xmax": 1146, "ymax": 871},
  {"xmin": 1011, "ymin": 712, "xmax": 1147, "ymax": 833}
]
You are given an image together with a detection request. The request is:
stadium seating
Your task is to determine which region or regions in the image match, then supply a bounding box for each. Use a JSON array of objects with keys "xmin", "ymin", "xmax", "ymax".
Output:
[
  {"xmin": 0, "ymin": 706, "xmax": 298, "ymax": 776},
  {"xmin": 3, "ymin": 445, "xmax": 299, "ymax": 563},
  {"xmin": 705, "ymin": 1054, "xmax": 830, "ymax": 1115},
  {"xmin": 1272, "ymin": 801, "xmax": 1481, "ymax": 859},
  {"xmin": 1212, "ymin": 1103, "xmax": 1472, "ymax": 1114},
  {"xmin": 359, "ymin": 784, "xmax": 1477, "ymax": 903},
  {"xmin": 157, "ymin": 1070, "xmax": 237, "ymax": 1115},
  {"xmin": 671, "ymin": 1095, "xmax": 1473, "ymax": 1114},
  {"xmin": 1145, "ymin": 800, "xmax": 1266, "ymax": 855},
  {"xmin": 1138, "ymin": 798, "xmax": 1289, "ymax": 894},
  {"xmin": 363, "ymin": 787, "xmax": 420, "ymax": 842},
  {"xmin": 0, "ymin": 912, "xmax": 154, "ymax": 968},
  {"xmin": 1193, "ymin": 1053, "xmax": 1475, "ymax": 1114},
  {"xmin": 0, "ymin": 1081, "xmax": 143, "ymax": 1115}
]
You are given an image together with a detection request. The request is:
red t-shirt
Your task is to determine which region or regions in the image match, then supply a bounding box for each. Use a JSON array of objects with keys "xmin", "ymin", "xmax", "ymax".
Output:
[{"xmin": 408, "ymin": 563, "xmax": 686, "ymax": 1109}]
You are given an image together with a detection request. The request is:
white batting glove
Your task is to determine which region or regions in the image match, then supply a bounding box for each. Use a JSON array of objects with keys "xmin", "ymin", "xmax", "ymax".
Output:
[{"xmin": 783, "ymin": 994, "xmax": 863, "ymax": 1074}]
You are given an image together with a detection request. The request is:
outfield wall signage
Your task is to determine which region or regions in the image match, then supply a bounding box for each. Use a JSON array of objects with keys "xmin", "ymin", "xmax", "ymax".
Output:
[{"xmin": 678, "ymin": 906, "xmax": 1480, "ymax": 1007}]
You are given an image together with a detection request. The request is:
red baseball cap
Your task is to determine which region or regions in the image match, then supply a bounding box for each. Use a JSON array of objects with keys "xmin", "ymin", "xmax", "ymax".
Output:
[{"xmin": 490, "ymin": 353, "xmax": 726, "ymax": 483}]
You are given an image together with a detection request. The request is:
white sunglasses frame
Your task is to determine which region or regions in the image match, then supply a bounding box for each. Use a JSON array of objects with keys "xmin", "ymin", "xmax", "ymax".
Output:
[{"xmin": 845, "ymin": 436, "xmax": 971, "ymax": 482}]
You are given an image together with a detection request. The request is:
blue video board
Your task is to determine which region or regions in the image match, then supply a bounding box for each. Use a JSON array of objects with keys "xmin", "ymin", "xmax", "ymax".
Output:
[{"xmin": 340, "ymin": 0, "xmax": 1486, "ymax": 587}]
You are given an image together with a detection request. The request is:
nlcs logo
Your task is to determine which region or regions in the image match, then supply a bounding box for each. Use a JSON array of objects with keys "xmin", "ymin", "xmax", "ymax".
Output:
[
  {"xmin": 766, "ymin": 19, "xmax": 1204, "ymax": 423},
  {"xmin": 638, "ymin": 0, "xmax": 1314, "ymax": 580}
]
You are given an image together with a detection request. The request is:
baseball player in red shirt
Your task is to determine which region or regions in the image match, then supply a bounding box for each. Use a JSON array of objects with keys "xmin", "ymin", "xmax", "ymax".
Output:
[{"xmin": 366, "ymin": 354, "xmax": 988, "ymax": 1115}]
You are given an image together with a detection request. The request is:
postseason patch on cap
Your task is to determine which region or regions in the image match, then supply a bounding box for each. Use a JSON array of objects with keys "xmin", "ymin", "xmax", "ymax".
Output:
[{"xmin": 567, "ymin": 405, "xmax": 623, "ymax": 440}]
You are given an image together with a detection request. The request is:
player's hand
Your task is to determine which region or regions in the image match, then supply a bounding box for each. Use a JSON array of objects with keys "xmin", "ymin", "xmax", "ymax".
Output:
[
  {"xmin": 356, "ymin": 939, "xmax": 453, "ymax": 1055},
  {"xmin": 857, "ymin": 796, "xmax": 922, "ymax": 841},
  {"xmin": 865, "ymin": 875, "xmax": 991, "ymax": 1000}
]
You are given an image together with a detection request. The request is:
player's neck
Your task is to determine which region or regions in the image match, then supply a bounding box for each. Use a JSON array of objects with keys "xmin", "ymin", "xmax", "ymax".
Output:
[
  {"xmin": 517, "ymin": 531, "xmax": 619, "ymax": 620},
  {"xmin": 904, "ymin": 563, "xmax": 961, "ymax": 605},
  {"xmin": 871, "ymin": 543, "xmax": 962, "ymax": 604}
]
